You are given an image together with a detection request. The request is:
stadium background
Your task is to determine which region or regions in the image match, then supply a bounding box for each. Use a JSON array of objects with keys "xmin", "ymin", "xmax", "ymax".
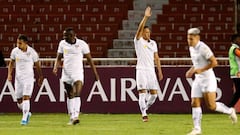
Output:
[{"xmin": 0, "ymin": 0, "xmax": 240, "ymax": 113}]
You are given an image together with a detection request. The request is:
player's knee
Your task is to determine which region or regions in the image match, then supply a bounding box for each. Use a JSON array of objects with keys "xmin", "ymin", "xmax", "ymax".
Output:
[
  {"xmin": 191, "ymin": 102, "xmax": 200, "ymax": 107},
  {"xmin": 22, "ymin": 96, "xmax": 30, "ymax": 100},
  {"xmin": 207, "ymin": 104, "xmax": 216, "ymax": 111},
  {"xmin": 64, "ymin": 82, "xmax": 73, "ymax": 91},
  {"xmin": 66, "ymin": 89, "xmax": 75, "ymax": 98}
]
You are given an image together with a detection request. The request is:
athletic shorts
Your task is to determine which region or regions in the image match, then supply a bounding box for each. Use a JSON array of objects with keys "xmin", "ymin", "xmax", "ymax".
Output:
[
  {"xmin": 15, "ymin": 77, "xmax": 34, "ymax": 99},
  {"xmin": 61, "ymin": 68, "xmax": 84, "ymax": 85},
  {"xmin": 136, "ymin": 69, "xmax": 160, "ymax": 91},
  {"xmin": 191, "ymin": 75, "xmax": 217, "ymax": 98}
]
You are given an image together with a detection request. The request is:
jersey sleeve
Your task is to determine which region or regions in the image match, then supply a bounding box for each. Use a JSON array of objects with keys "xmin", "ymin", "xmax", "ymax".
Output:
[
  {"xmin": 153, "ymin": 41, "xmax": 158, "ymax": 53},
  {"xmin": 201, "ymin": 44, "xmax": 214, "ymax": 60},
  {"xmin": 32, "ymin": 48, "xmax": 39, "ymax": 62},
  {"xmin": 10, "ymin": 48, "xmax": 16, "ymax": 60},
  {"xmin": 57, "ymin": 41, "xmax": 64, "ymax": 54},
  {"xmin": 82, "ymin": 41, "xmax": 90, "ymax": 54}
]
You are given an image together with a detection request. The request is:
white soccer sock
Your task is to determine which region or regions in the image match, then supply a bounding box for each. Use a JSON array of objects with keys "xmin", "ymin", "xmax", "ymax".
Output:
[
  {"xmin": 22, "ymin": 100, "xmax": 30, "ymax": 121},
  {"xmin": 68, "ymin": 98, "xmax": 75, "ymax": 119},
  {"xmin": 192, "ymin": 107, "xmax": 202, "ymax": 131},
  {"xmin": 66, "ymin": 98, "xmax": 70, "ymax": 115},
  {"xmin": 73, "ymin": 97, "xmax": 81, "ymax": 119},
  {"xmin": 17, "ymin": 103, "xmax": 23, "ymax": 110},
  {"xmin": 146, "ymin": 94, "xmax": 157, "ymax": 110},
  {"xmin": 215, "ymin": 102, "xmax": 232, "ymax": 114},
  {"xmin": 138, "ymin": 93, "xmax": 147, "ymax": 116}
]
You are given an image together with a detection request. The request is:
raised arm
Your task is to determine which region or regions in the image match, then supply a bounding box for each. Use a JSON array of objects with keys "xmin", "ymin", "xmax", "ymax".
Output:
[{"xmin": 135, "ymin": 6, "xmax": 152, "ymax": 40}]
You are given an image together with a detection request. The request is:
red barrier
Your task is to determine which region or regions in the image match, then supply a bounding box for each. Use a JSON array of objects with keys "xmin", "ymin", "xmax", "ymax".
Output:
[{"xmin": 0, "ymin": 66, "xmax": 237, "ymax": 113}]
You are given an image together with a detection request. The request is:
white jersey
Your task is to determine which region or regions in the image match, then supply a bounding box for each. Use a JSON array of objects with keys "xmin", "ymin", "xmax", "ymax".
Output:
[
  {"xmin": 189, "ymin": 41, "xmax": 215, "ymax": 77},
  {"xmin": 57, "ymin": 38, "xmax": 90, "ymax": 74},
  {"xmin": 134, "ymin": 37, "xmax": 158, "ymax": 71},
  {"xmin": 10, "ymin": 46, "xmax": 39, "ymax": 80}
]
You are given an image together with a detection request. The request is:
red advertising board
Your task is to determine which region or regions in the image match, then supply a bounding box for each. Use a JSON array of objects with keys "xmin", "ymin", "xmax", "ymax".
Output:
[{"xmin": 0, "ymin": 66, "xmax": 236, "ymax": 113}]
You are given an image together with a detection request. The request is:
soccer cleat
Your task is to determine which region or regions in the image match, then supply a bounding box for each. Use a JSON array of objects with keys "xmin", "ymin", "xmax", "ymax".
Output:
[
  {"xmin": 73, "ymin": 119, "xmax": 80, "ymax": 125},
  {"xmin": 187, "ymin": 128, "xmax": 202, "ymax": 135},
  {"xmin": 20, "ymin": 112, "xmax": 32, "ymax": 125},
  {"xmin": 26, "ymin": 112, "xmax": 32, "ymax": 123},
  {"xmin": 142, "ymin": 116, "xmax": 148, "ymax": 122},
  {"xmin": 21, "ymin": 120, "xmax": 28, "ymax": 125},
  {"xmin": 67, "ymin": 118, "xmax": 80, "ymax": 125},
  {"xmin": 229, "ymin": 108, "xmax": 237, "ymax": 124}
]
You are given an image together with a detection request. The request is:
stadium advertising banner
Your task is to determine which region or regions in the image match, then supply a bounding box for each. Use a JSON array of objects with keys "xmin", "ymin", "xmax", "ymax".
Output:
[{"xmin": 0, "ymin": 67, "xmax": 236, "ymax": 113}]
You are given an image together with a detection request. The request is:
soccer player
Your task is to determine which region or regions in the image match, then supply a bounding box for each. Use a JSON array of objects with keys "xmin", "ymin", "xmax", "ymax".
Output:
[
  {"xmin": 53, "ymin": 27, "xmax": 99, "ymax": 125},
  {"xmin": 134, "ymin": 6, "xmax": 163, "ymax": 122},
  {"xmin": 186, "ymin": 28, "xmax": 237, "ymax": 135},
  {"xmin": 228, "ymin": 34, "xmax": 240, "ymax": 107},
  {"xmin": 7, "ymin": 34, "xmax": 43, "ymax": 125}
]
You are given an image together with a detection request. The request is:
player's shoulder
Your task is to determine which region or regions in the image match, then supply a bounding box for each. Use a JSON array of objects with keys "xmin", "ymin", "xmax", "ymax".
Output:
[
  {"xmin": 27, "ymin": 45, "xmax": 36, "ymax": 51},
  {"xmin": 11, "ymin": 47, "xmax": 20, "ymax": 54},
  {"xmin": 149, "ymin": 39, "xmax": 157, "ymax": 45},
  {"xmin": 76, "ymin": 38, "xmax": 87, "ymax": 44},
  {"xmin": 59, "ymin": 39, "xmax": 66, "ymax": 45},
  {"xmin": 11, "ymin": 47, "xmax": 18, "ymax": 51},
  {"xmin": 199, "ymin": 41, "xmax": 210, "ymax": 49}
]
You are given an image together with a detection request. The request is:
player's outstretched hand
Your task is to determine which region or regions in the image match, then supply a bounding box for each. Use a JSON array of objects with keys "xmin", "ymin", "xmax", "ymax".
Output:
[{"xmin": 145, "ymin": 6, "xmax": 152, "ymax": 17}]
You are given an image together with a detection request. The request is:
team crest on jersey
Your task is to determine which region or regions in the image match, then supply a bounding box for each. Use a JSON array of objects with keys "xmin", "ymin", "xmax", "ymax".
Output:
[{"xmin": 75, "ymin": 45, "xmax": 80, "ymax": 48}]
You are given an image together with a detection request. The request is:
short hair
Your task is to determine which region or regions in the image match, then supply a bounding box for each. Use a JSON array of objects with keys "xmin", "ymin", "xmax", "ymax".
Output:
[
  {"xmin": 17, "ymin": 34, "xmax": 28, "ymax": 42},
  {"xmin": 64, "ymin": 27, "xmax": 74, "ymax": 33},
  {"xmin": 231, "ymin": 34, "xmax": 240, "ymax": 42},
  {"xmin": 144, "ymin": 26, "xmax": 149, "ymax": 29},
  {"xmin": 187, "ymin": 28, "xmax": 200, "ymax": 35}
]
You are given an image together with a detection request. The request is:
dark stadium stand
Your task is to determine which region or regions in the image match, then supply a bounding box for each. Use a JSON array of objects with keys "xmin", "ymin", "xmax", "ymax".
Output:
[
  {"xmin": 0, "ymin": 0, "xmax": 236, "ymax": 59},
  {"xmin": 152, "ymin": 0, "xmax": 235, "ymax": 58},
  {"xmin": 0, "ymin": 0, "xmax": 133, "ymax": 58}
]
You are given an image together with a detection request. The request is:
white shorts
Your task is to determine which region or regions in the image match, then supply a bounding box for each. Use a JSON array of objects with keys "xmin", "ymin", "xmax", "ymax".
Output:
[
  {"xmin": 15, "ymin": 77, "xmax": 34, "ymax": 99},
  {"xmin": 191, "ymin": 75, "xmax": 217, "ymax": 98},
  {"xmin": 61, "ymin": 69, "xmax": 84, "ymax": 85},
  {"xmin": 136, "ymin": 69, "xmax": 160, "ymax": 91}
]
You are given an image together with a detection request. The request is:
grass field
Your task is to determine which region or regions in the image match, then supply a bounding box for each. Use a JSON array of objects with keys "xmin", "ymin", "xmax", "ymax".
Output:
[{"xmin": 0, "ymin": 113, "xmax": 239, "ymax": 135}]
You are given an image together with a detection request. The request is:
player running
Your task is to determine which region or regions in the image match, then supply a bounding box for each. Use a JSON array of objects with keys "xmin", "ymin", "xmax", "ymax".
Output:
[{"xmin": 186, "ymin": 28, "xmax": 237, "ymax": 135}]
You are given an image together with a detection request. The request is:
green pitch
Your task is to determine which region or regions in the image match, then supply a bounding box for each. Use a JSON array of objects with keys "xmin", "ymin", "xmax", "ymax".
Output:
[{"xmin": 0, "ymin": 113, "xmax": 239, "ymax": 135}]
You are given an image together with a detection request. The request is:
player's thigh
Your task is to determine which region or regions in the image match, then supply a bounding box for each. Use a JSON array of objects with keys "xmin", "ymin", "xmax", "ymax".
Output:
[
  {"xmin": 191, "ymin": 97, "xmax": 202, "ymax": 107},
  {"xmin": 22, "ymin": 81, "xmax": 34, "ymax": 97},
  {"xmin": 147, "ymin": 71, "xmax": 160, "ymax": 91},
  {"xmin": 136, "ymin": 70, "xmax": 147, "ymax": 90},
  {"xmin": 200, "ymin": 75, "xmax": 217, "ymax": 93},
  {"xmin": 72, "ymin": 73, "xmax": 84, "ymax": 85},
  {"xmin": 15, "ymin": 78, "xmax": 24, "ymax": 99},
  {"xmin": 191, "ymin": 78, "xmax": 203, "ymax": 98}
]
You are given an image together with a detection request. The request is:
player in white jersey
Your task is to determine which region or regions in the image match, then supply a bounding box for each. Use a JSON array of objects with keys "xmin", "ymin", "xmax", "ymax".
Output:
[
  {"xmin": 53, "ymin": 27, "xmax": 99, "ymax": 125},
  {"xmin": 134, "ymin": 7, "xmax": 163, "ymax": 122},
  {"xmin": 7, "ymin": 34, "xmax": 43, "ymax": 125},
  {"xmin": 186, "ymin": 28, "xmax": 237, "ymax": 135}
]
